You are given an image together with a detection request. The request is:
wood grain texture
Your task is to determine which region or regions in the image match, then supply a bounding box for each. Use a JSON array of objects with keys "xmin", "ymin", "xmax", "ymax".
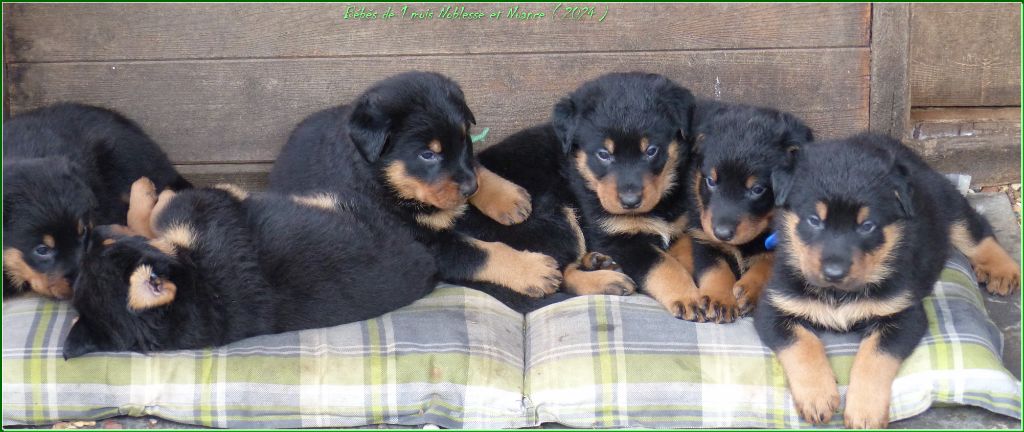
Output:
[
  {"xmin": 869, "ymin": 3, "xmax": 910, "ymax": 139},
  {"xmin": 908, "ymin": 108, "xmax": 1021, "ymax": 185},
  {"xmin": 7, "ymin": 49, "xmax": 869, "ymax": 164},
  {"xmin": 3, "ymin": 3, "xmax": 870, "ymax": 63},
  {"xmin": 176, "ymin": 163, "xmax": 271, "ymax": 191},
  {"xmin": 910, "ymin": 3, "xmax": 1021, "ymax": 107}
]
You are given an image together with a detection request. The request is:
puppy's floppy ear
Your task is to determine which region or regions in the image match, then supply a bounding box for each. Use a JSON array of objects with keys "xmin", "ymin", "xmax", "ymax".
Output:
[
  {"xmin": 890, "ymin": 160, "xmax": 915, "ymax": 218},
  {"xmin": 348, "ymin": 95, "xmax": 391, "ymax": 163},
  {"xmin": 552, "ymin": 97, "xmax": 578, "ymax": 155},
  {"xmin": 63, "ymin": 320, "xmax": 101, "ymax": 360},
  {"xmin": 771, "ymin": 168, "xmax": 795, "ymax": 207},
  {"xmin": 658, "ymin": 82, "xmax": 696, "ymax": 140}
]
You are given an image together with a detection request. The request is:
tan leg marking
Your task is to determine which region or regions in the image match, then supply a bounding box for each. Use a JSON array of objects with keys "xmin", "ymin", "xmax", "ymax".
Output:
[
  {"xmin": 697, "ymin": 258, "xmax": 739, "ymax": 323},
  {"xmin": 149, "ymin": 189, "xmax": 178, "ymax": 238},
  {"xmin": 844, "ymin": 332, "xmax": 901, "ymax": 429},
  {"xmin": 469, "ymin": 239, "xmax": 561, "ymax": 298},
  {"xmin": 777, "ymin": 325, "xmax": 840, "ymax": 425},
  {"xmin": 643, "ymin": 250, "xmax": 703, "ymax": 320},
  {"xmin": 564, "ymin": 207, "xmax": 587, "ymax": 259},
  {"xmin": 468, "ymin": 166, "xmax": 532, "ymax": 225},
  {"xmin": 291, "ymin": 193, "xmax": 338, "ymax": 211},
  {"xmin": 213, "ymin": 183, "xmax": 250, "ymax": 201},
  {"xmin": 563, "ymin": 252, "xmax": 635, "ymax": 296},
  {"xmin": 666, "ymin": 236, "xmax": 694, "ymax": 274},
  {"xmin": 951, "ymin": 222, "xmax": 1020, "ymax": 295},
  {"xmin": 127, "ymin": 177, "xmax": 158, "ymax": 238},
  {"xmin": 734, "ymin": 253, "xmax": 773, "ymax": 316}
]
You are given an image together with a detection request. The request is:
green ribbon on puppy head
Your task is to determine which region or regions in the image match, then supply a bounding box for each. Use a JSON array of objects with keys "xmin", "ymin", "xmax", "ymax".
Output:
[{"xmin": 470, "ymin": 127, "xmax": 490, "ymax": 144}]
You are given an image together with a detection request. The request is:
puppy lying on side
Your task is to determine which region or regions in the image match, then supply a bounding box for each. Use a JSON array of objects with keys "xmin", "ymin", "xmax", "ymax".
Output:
[
  {"xmin": 63, "ymin": 179, "xmax": 436, "ymax": 358},
  {"xmin": 667, "ymin": 101, "xmax": 813, "ymax": 323},
  {"xmin": 755, "ymin": 133, "xmax": 1020, "ymax": 428},
  {"xmin": 3, "ymin": 103, "xmax": 190, "ymax": 299},
  {"xmin": 270, "ymin": 71, "xmax": 563, "ymax": 300}
]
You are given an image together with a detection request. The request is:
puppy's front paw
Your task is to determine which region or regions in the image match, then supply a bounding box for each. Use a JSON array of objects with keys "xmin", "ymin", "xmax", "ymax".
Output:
[
  {"xmin": 509, "ymin": 251, "xmax": 561, "ymax": 298},
  {"xmin": 469, "ymin": 169, "xmax": 532, "ymax": 225},
  {"xmin": 564, "ymin": 268, "xmax": 636, "ymax": 296},
  {"xmin": 843, "ymin": 391, "xmax": 891, "ymax": 429},
  {"xmin": 792, "ymin": 380, "xmax": 840, "ymax": 425}
]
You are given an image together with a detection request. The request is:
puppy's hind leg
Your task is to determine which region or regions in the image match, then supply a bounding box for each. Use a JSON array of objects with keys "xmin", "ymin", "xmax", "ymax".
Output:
[
  {"xmin": 950, "ymin": 210, "xmax": 1020, "ymax": 295},
  {"xmin": 127, "ymin": 177, "xmax": 159, "ymax": 238}
]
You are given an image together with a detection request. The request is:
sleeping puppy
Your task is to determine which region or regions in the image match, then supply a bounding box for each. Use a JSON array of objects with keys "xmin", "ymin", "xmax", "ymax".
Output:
[
  {"xmin": 754, "ymin": 133, "xmax": 1019, "ymax": 428},
  {"xmin": 63, "ymin": 179, "xmax": 436, "ymax": 358},
  {"xmin": 667, "ymin": 101, "xmax": 813, "ymax": 323},
  {"xmin": 3, "ymin": 103, "xmax": 190, "ymax": 300},
  {"xmin": 460, "ymin": 72, "xmax": 700, "ymax": 317},
  {"xmin": 269, "ymin": 71, "xmax": 562, "ymax": 299}
]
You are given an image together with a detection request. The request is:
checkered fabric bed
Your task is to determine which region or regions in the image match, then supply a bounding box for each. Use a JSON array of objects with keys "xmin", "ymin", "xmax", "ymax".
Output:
[{"xmin": 3, "ymin": 253, "xmax": 1021, "ymax": 428}]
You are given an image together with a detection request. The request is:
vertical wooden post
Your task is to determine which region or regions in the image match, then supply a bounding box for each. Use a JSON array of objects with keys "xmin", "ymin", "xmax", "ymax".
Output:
[{"xmin": 869, "ymin": 3, "xmax": 911, "ymax": 139}]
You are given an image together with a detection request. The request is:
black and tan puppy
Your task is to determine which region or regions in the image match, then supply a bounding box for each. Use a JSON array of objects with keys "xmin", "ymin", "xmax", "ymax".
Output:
[
  {"xmin": 667, "ymin": 101, "xmax": 813, "ymax": 323},
  {"xmin": 754, "ymin": 133, "xmax": 1020, "ymax": 428},
  {"xmin": 3, "ymin": 103, "xmax": 189, "ymax": 299},
  {"xmin": 269, "ymin": 71, "xmax": 563, "ymax": 300},
  {"xmin": 460, "ymin": 72, "xmax": 703, "ymax": 317},
  {"xmin": 63, "ymin": 179, "xmax": 436, "ymax": 358}
]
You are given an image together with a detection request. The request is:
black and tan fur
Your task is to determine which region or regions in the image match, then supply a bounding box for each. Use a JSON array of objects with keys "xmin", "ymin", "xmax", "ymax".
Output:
[
  {"xmin": 64, "ymin": 178, "xmax": 436, "ymax": 357},
  {"xmin": 268, "ymin": 72, "xmax": 563, "ymax": 300},
  {"xmin": 668, "ymin": 101, "xmax": 813, "ymax": 323},
  {"xmin": 3, "ymin": 103, "xmax": 189, "ymax": 300},
  {"xmin": 754, "ymin": 132, "xmax": 1020, "ymax": 428},
  {"xmin": 458, "ymin": 73, "xmax": 704, "ymax": 318}
]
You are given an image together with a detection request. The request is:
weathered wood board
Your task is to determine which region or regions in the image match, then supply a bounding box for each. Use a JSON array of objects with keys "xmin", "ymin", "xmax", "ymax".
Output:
[
  {"xmin": 4, "ymin": 3, "xmax": 869, "ymax": 61},
  {"xmin": 910, "ymin": 3, "xmax": 1021, "ymax": 107},
  {"xmin": 7, "ymin": 49, "xmax": 869, "ymax": 164}
]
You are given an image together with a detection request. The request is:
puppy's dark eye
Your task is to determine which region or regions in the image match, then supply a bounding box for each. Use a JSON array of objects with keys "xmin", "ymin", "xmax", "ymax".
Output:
[
  {"xmin": 595, "ymin": 149, "xmax": 612, "ymax": 162},
  {"xmin": 806, "ymin": 215, "xmax": 824, "ymax": 230},
  {"xmin": 33, "ymin": 244, "xmax": 55, "ymax": 258},
  {"xmin": 705, "ymin": 176, "xmax": 717, "ymax": 189},
  {"xmin": 419, "ymin": 150, "xmax": 439, "ymax": 161},
  {"xmin": 644, "ymin": 145, "xmax": 659, "ymax": 158},
  {"xmin": 857, "ymin": 220, "xmax": 877, "ymax": 235},
  {"xmin": 748, "ymin": 184, "xmax": 767, "ymax": 198}
]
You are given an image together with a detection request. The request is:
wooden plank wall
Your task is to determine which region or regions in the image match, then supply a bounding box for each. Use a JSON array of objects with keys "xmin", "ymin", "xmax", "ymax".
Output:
[
  {"xmin": 5, "ymin": 3, "xmax": 873, "ymax": 188},
  {"xmin": 908, "ymin": 3, "xmax": 1021, "ymax": 185}
]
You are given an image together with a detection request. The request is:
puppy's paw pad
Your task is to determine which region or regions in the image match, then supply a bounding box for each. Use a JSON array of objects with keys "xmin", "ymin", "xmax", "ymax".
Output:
[{"xmin": 580, "ymin": 252, "xmax": 622, "ymax": 272}]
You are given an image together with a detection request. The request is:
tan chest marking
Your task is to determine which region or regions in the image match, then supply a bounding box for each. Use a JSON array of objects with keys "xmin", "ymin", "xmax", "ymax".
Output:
[{"xmin": 768, "ymin": 291, "xmax": 914, "ymax": 331}]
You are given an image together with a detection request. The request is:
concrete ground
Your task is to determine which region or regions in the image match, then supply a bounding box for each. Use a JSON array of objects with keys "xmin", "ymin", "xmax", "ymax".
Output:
[{"xmin": 14, "ymin": 193, "xmax": 1022, "ymax": 430}]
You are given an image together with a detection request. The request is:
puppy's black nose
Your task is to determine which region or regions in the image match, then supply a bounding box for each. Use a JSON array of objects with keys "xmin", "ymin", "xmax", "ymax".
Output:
[
  {"xmin": 822, "ymin": 263, "xmax": 849, "ymax": 282},
  {"xmin": 713, "ymin": 225, "xmax": 735, "ymax": 242},
  {"xmin": 459, "ymin": 178, "xmax": 478, "ymax": 198},
  {"xmin": 619, "ymin": 192, "xmax": 642, "ymax": 209}
]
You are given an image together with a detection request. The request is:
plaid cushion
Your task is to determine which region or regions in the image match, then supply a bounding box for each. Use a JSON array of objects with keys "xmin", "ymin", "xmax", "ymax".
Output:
[
  {"xmin": 4, "ymin": 254, "xmax": 1020, "ymax": 428},
  {"xmin": 525, "ymin": 252, "xmax": 1022, "ymax": 428},
  {"xmin": 2, "ymin": 285, "xmax": 530, "ymax": 429}
]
